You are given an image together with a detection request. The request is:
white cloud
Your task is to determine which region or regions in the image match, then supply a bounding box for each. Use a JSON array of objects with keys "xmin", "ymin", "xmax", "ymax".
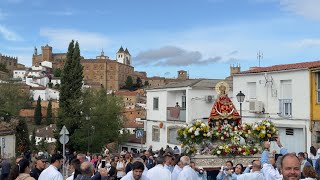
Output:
[
  {"xmin": 0, "ymin": 25, "xmax": 22, "ymax": 41},
  {"xmin": 39, "ymin": 28, "xmax": 111, "ymax": 52},
  {"xmin": 134, "ymin": 46, "xmax": 221, "ymax": 66},
  {"xmin": 289, "ymin": 38, "xmax": 320, "ymax": 48},
  {"xmin": 280, "ymin": 0, "xmax": 320, "ymax": 20}
]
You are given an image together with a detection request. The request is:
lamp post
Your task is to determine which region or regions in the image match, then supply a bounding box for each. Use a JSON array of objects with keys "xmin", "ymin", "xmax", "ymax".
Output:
[{"xmin": 236, "ymin": 91, "xmax": 245, "ymax": 124}]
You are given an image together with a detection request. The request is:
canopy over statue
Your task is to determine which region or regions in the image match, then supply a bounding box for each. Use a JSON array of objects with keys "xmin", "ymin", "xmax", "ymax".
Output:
[{"xmin": 209, "ymin": 81, "xmax": 240, "ymax": 126}]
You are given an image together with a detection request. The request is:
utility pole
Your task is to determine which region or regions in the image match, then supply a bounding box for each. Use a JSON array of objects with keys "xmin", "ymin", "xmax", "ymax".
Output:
[{"xmin": 257, "ymin": 51, "xmax": 263, "ymax": 67}]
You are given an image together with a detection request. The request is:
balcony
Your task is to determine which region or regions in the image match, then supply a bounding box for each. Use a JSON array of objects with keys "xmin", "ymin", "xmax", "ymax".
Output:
[{"xmin": 167, "ymin": 107, "xmax": 186, "ymax": 121}]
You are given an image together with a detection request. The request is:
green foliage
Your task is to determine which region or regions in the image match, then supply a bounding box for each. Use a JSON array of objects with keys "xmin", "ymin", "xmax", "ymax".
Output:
[
  {"xmin": 30, "ymin": 128, "xmax": 37, "ymax": 151},
  {"xmin": 0, "ymin": 83, "xmax": 31, "ymax": 120},
  {"xmin": 144, "ymin": 80, "xmax": 149, "ymax": 87},
  {"xmin": 53, "ymin": 68, "xmax": 62, "ymax": 77},
  {"xmin": 46, "ymin": 100, "xmax": 53, "ymax": 125},
  {"xmin": 57, "ymin": 40, "xmax": 84, "ymax": 151},
  {"xmin": 34, "ymin": 96, "xmax": 42, "ymax": 125},
  {"xmin": 16, "ymin": 118, "xmax": 30, "ymax": 154},
  {"xmin": 38, "ymin": 139, "xmax": 49, "ymax": 151},
  {"xmin": 125, "ymin": 76, "xmax": 133, "ymax": 90},
  {"xmin": 0, "ymin": 63, "xmax": 9, "ymax": 73},
  {"xmin": 71, "ymin": 89, "xmax": 125, "ymax": 152},
  {"xmin": 136, "ymin": 77, "xmax": 142, "ymax": 88}
]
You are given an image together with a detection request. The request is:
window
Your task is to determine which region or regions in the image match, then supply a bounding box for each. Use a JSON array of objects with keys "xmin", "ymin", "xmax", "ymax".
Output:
[
  {"xmin": 247, "ymin": 82, "xmax": 256, "ymax": 99},
  {"xmin": 279, "ymin": 99, "xmax": 292, "ymax": 117},
  {"xmin": 182, "ymin": 95, "xmax": 186, "ymax": 110},
  {"xmin": 317, "ymin": 73, "xmax": 320, "ymax": 103},
  {"xmin": 167, "ymin": 127, "xmax": 180, "ymax": 145},
  {"xmin": 279, "ymin": 80, "xmax": 292, "ymax": 117},
  {"xmin": 317, "ymin": 131, "xmax": 320, "ymax": 143},
  {"xmin": 152, "ymin": 126, "xmax": 160, "ymax": 142},
  {"xmin": 153, "ymin": 97, "xmax": 159, "ymax": 110}
]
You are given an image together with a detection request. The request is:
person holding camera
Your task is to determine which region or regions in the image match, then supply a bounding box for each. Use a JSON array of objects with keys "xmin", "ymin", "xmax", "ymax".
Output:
[
  {"xmin": 261, "ymin": 137, "xmax": 288, "ymax": 180},
  {"xmin": 216, "ymin": 161, "xmax": 237, "ymax": 180}
]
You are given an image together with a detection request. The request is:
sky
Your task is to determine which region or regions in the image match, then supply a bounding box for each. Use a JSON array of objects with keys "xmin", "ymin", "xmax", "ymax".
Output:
[{"xmin": 1, "ymin": 0, "xmax": 320, "ymax": 79}]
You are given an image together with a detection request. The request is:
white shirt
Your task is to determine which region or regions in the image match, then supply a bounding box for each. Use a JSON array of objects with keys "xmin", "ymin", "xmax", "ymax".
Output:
[
  {"xmin": 146, "ymin": 164, "xmax": 171, "ymax": 180},
  {"xmin": 172, "ymin": 165, "xmax": 182, "ymax": 180},
  {"xmin": 261, "ymin": 164, "xmax": 282, "ymax": 180},
  {"xmin": 66, "ymin": 172, "xmax": 74, "ymax": 180},
  {"xmin": 121, "ymin": 171, "xmax": 150, "ymax": 180},
  {"xmin": 237, "ymin": 171, "xmax": 265, "ymax": 180},
  {"xmin": 177, "ymin": 165, "xmax": 199, "ymax": 180},
  {"xmin": 38, "ymin": 165, "xmax": 63, "ymax": 180}
]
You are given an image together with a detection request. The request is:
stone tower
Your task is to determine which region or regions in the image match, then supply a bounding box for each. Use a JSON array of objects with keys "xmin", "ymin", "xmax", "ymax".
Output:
[
  {"xmin": 177, "ymin": 70, "xmax": 188, "ymax": 80},
  {"xmin": 116, "ymin": 46, "xmax": 131, "ymax": 65},
  {"xmin": 41, "ymin": 44, "xmax": 53, "ymax": 62},
  {"xmin": 230, "ymin": 64, "xmax": 241, "ymax": 76}
]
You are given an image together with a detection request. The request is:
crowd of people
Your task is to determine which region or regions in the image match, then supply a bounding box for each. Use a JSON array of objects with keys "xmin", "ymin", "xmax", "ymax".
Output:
[{"xmin": 2, "ymin": 138, "xmax": 320, "ymax": 180}]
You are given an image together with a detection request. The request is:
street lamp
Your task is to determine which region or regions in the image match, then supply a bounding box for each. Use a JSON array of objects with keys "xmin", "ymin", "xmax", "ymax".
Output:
[{"xmin": 236, "ymin": 91, "xmax": 245, "ymax": 124}]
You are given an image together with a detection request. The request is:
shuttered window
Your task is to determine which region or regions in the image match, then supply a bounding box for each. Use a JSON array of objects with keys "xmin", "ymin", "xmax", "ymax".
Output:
[
  {"xmin": 168, "ymin": 127, "xmax": 180, "ymax": 145},
  {"xmin": 153, "ymin": 97, "xmax": 159, "ymax": 110},
  {"xmin": 281, "ymin": 80, "xmax": 292, "ymax": 99},
  {"xmin": 152, "ymin": 126, "xmax": 160, "ymax": 142},
  {"xmin": 248, "ymin": 82, "xmax": 256, "ymax": 99}
]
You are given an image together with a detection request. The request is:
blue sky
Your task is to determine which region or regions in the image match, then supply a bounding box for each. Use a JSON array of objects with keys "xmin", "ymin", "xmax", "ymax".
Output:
[{"xmin": 1, "ymin": 0, "xmax": 320, "ymax": 79}]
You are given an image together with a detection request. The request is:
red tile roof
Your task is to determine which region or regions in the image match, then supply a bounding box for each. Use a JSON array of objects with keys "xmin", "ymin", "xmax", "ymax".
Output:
[
  {"xmin": 114, "ymin": 91, "xmax": 138, "ymax": 96},
  {"xmin": 238, "ymin": 60, "xmax": 320, "ymax": 74},
  {"xmin": 123, "ymin": 120, "xmax": 144, "ymax": 128}
]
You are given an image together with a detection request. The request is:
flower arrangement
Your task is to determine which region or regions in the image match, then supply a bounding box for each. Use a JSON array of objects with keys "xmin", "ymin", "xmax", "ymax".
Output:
[
  {"xmin": 252, "ymin": 120, "xmax": 278, "ymax": 142},
  {"xmin": 211, "ymin": 143, "xmax": 261, "ymax": 156},
  {"xmin": 177, "ymin": 119, "xmax": 278, "ymax": 157},
  {"xmin": 177, "ymin": 120, "xmax": 211, "ymax": 146}
]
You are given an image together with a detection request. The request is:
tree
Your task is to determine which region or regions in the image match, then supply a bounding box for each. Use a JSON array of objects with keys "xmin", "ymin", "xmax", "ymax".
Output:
[
  {"xmin": 136, "ymin": 77, "xmax": 142, "ymax": 88},
  {"xmin": 57, "ymin": 40, "xmax": 83, "ymax": 151},
  {"xmin": 71, "ymin": 89, "xmax": 125, "ymax": 152},
  {"xmin": 0, "ymin": 83, "xmax": 31, "ymax": 120},
  {"xmin": 16, "ymin": 118, "xmax": 30, "ymax": 155},
  {"xmin": 125, "ymin": 76, "xmax": 133, "ymax": 90},
  {"xmin": 144, "ymin": 80, "xmax": 149, "ymax": 87},
  {"xmin": 46, "ymin": 100, "xmax": 53, "ymax": 125},
  {"xmin": 30, "ymin": 128, "xmax": 37, "ymax": 151},
  {"xmin": 34, "ymin": 96, "xmax": 42, "ymax": 125},
  {"xmin": 53, "ymin": 68, "xmax": 62, "ymax": 77}
]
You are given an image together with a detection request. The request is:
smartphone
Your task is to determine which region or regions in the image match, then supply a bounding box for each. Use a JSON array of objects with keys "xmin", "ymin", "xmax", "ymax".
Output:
[
  {"xmin": 269, "ymin": 137, "xmax": 278, "ymax": 141},
  {"xmin": 101, "ymin": 160, "xmax": 106, "ymax": 168}
]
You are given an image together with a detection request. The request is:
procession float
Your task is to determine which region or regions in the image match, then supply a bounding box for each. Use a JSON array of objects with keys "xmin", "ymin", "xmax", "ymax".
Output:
[{"xmin": 176, "ymin": 81, "xmax": 278, "ymax": 167}]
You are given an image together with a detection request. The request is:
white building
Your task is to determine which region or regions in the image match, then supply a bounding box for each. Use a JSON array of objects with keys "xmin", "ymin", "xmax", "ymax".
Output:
[
  {"xmin": 145, "ymin": 79, "xmax": 232, "ymax": 150},
  {"xmin": 233, "ymin": 63, "xmax": 313, "ymax": 153},
  {"xmin": 0, "ymin": 121, "xmax": 16, "ymax": 159},
  {"xmin": 33, "ymin": 124, "xmax": 57, "ymax": 145},
  {"xmin": 30, "ymin": 87, "xmax": 60, "ymax": 100},
  {"xmin": 13, "ymin": 70, "xmax": 27, "ymax": 80}
]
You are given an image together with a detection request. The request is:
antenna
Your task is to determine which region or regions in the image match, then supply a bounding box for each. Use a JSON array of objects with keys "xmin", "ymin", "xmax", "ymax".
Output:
[{"xmin": 257, "ymin": 51, "xmax": 263, "ymax": 67}]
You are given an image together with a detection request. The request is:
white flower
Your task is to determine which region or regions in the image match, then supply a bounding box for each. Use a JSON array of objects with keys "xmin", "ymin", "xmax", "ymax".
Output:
[
  {"xmin": 238, "ymin": 148, "xmax": 242, "ymax": 151},
  {"xmin": 196, "ymin": 128, "xmax": 200, "ymax": 131},
  {"xmin": 266, "ymin": 122, "xmax": 270, "ymax": 127},
  {"xmin": 239, "ymin": 132, "xmax": 243, "ymax": 135},
  {"xmin": 188, "ymin": 128, "xmax": 193, "ymax": 133},
  {"xmin": 217, "ymin": 150, "xmax": 221, "ymax": 154},
  {"xmin": 201, "ymin": 123, "xmax": 206, "ymax": 127},
  {"xmin": 183, "ymin": 125, "xmax": 187, "ymax": 128},
  {"xmin": 221, "ymin": 137, "xmax": 224, "ymax": 140},
  {"xmin": 261, "ymin": 130, "xmax": 266, "ymax": 134},
  {"xmin": 207, "ymin": 132, "xmax": 211, "ymax": 137},
  {"xmin": 184, "ymin": 134, "xmax": 187, "ymax": 138},
  {"xmin": 243, "ymin": 152, "xmax": 246, "ymax": 155},
  {"xmin": 248, "ymin": 130, "xmax": 251, "ymax": 134},
  {"xmin": 219, "ymin": 146, "xmax": 223, "ymax": 149},
  {"xmin": 253, "ymin": 148, "xmax": 257, "ymax": 151},
  {"xmin": 245, "ymin": 134, "xmax": 248, "ymax": 137},
  {"xmin": 224, "ymin": 132, "xmax": 227, "ymax": 135},
  {"xmin": 216, "ymin": 132, "xmax": 220, "ymax": 136},
  {"xmin": 254, "ymin": 124, "xmax": 258, "ymax": 128},
  {"xmin": 194, "ymin": 130, "xmax": 200, "ymax": 136}
]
